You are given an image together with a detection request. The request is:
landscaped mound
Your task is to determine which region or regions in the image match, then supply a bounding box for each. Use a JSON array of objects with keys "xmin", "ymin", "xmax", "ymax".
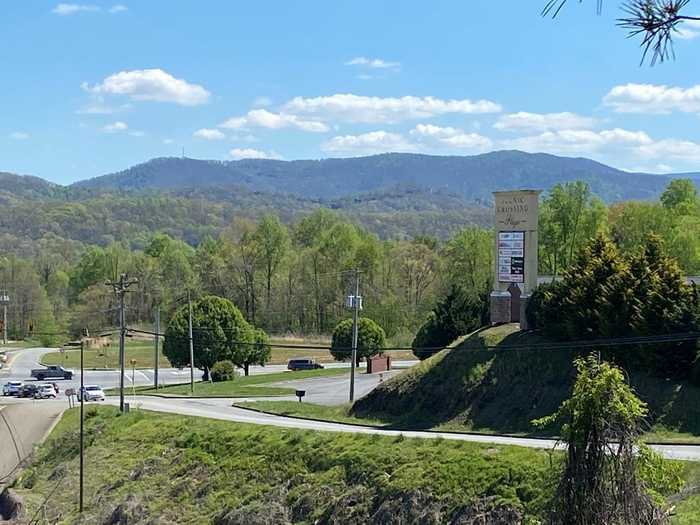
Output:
[{"xmin": 352, "ymin": 324, "xmax": 700, "ymax": 437}]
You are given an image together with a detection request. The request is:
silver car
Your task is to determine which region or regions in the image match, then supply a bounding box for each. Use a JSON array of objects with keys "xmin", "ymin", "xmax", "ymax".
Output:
[{"xmin": 2, "ymin": 381, "xmax": 23, "ymax": 396}]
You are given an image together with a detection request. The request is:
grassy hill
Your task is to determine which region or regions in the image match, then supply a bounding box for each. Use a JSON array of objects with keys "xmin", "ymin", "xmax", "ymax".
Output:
[
  {"xmin": 12, "ymin": 406, "xmax": 557, "ymax": 524},
  {"xmin": 352, "ymin": 325, "xmax": 700, "ymax": 438}
]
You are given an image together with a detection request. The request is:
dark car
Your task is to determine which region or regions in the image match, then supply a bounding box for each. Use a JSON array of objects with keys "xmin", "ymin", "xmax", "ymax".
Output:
[
  {"xmin": 18, "ymin": 384, "xmax": 39, "ymax": 398},
  {"xmin": 287, "ymin": 358, "xmax": 324, "ymax": 371}
]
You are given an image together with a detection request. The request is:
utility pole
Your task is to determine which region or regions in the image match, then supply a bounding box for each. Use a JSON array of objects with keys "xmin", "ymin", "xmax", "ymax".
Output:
[
  {"xmin": 188, "ymin": 291, "xmax": 194, "ymax": 394},
  {"xmin": 106, "ymin": 274, "xmax": 138, "ymax": 413},
  {"xmin": 349, "ymin": 269, "xmax": 360, "ymax": 402},
  {"xmin": 0, "ymin": 291, "xmax": 9, "ymax": 345},
  {"xmin": 79, "ymin": 338, "xmax": 84, "ymax": 514},
  {"xmin": 154, "ymin": 307, "xmax": 160, "ymax": 389}
]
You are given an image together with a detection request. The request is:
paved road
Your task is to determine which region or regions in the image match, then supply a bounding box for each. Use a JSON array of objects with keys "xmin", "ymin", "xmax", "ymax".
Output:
[
  {"xmin": 0, "ymin": 400, "xmax": 64, "ymax": 487},
  {"xmin": 268, "ymin": 370, "xmax": 401, "ymax": 405},
  {"xmin": 100, "ymin": 395, "xmax": 700, "ymax": 461},
  {"xmin": 0, "ymin": 347, "xmax": 418, "ymax": 394}
]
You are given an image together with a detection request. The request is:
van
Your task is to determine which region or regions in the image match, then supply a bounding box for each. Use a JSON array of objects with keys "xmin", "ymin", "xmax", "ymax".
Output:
[{"xmin": 287, "ymin": 358, "xmax": 324, "ymax": 371}]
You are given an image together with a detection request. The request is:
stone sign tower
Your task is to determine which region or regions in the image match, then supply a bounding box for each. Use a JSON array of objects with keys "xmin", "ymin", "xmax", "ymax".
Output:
[{"xmin": 490, "ymin": 190, "xmax": 541, "ymax": 329}]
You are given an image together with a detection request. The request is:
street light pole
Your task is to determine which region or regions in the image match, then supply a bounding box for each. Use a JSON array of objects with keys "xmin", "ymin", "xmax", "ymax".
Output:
[
  {"xmin": 154, "ymin": 306, "xmax": 160, "ymax": 389},
  {"xmin": 188, "ymin": 291, "xmax": 194, "ymax": 394},
  {"xmin": 79, "ymin": 338, "xmax": 84, "ymax": 514},
  {"xmin": 0, "ymin": 291, "xmax": 9, "ymax": 345},
  {"xmin": 350, "ymin": 269, "xmax": 360, "ymax": 402}
]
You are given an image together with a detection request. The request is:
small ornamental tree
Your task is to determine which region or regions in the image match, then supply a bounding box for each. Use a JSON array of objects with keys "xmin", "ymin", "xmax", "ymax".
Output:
[
  {"xmin": 330, "ymin": 317, "xmax": 386, "ymax": 366},
  {"xmin": 233, "ymin": 328, "xmax": 272, "ymax": 377},
  {"xmin": 533, "ymin": 355, "xmax": 677, "ymax": 524},
  {"xmin": 164, "ymin": 295, "xmax": 270, "ymax": 379},
  {"xmin": 527, "ymin": 234, "xmax": 700, "ymax": 378},
  {"xmin": 412, "ymin": 286, "xmax": 489, "ymax": 360}
]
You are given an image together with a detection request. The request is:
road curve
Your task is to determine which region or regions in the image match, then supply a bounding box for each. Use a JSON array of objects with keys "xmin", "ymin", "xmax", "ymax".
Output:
[{"xmin": 104, "ymin": 396, "xmax": 700, "ymax": 461}]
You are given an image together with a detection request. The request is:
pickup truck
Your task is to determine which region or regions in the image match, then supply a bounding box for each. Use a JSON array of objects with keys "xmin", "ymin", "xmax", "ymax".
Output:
[{"xmin": 30, "ymin": 365, "xmax": 73, "ymax": 381}]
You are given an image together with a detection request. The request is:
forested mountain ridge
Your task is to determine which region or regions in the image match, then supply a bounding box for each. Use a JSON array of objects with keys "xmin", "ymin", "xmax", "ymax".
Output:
[{"xmin": 72, "ymin": 151, "xmax": 700, "ymax": 203}]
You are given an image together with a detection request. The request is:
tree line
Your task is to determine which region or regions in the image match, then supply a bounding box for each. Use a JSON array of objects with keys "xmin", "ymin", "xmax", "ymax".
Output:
[{"xmin": 1, "ymin": 178, "xmax": 698, "ymax": 346}]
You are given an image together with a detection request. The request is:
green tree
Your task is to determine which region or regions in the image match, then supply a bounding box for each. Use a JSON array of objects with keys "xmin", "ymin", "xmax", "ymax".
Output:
[
  {"xmin": 441, "ymin": 227, "xmax": 493, "ymax": 292},
  {"xmin": 330, "ymin": 317, "xmax": 386, "ymax": 366},
  {"xmin": 539, "ymin": 181, "xmax": 607, "ymax": 277},
  {"xmin": 661, "ymin": 178, "xmax": 698, "ymax": 214},
  {"xmin": 533, "ymin": 355, "xmax": 674, "ymax": 524},
  {"xmin": 254, "ymin": 215, "xmax": 289, "ymax": 309},
  {"xmin": 412, "ymin": 286, "xmax": 489, "ymax": 360},
  {"xmin": 164, "ymin": 295, "xmax": 267, "ymax": 379}
]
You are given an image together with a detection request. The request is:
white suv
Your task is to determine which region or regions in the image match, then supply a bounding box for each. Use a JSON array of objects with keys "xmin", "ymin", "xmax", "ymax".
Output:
[
  {"xmin": 78, "ymin": 385, "xmax": 105, "ymax": 402},
  {"xmin": 34, "ymin": 384, "xmax": 57, "ymax": 399}
]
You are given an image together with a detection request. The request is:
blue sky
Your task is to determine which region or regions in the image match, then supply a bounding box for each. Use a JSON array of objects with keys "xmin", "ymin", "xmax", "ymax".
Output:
[{"xmin": 2, "ymin": 1, "xmax": 700, "ymax": 185}]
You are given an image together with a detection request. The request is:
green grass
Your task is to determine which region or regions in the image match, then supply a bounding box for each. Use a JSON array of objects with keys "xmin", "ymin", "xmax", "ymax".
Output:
[
  {"xmin": 14, "ymin": 406, "xmax": 560, "ymax": 524},
  {"xmin": 41, "ymin": 339, "xmax": 169, "ymax": 369},
  {"xmin": 113, "ymin": 367, "xmax": 351, "ymax": 397},
  {"xmin": 235, "ymin": 400, "xmax": 390, "ymax": 426},
  {"xmin": 1, "ymin": 339, "xmax": 47, "ymax": 350},
  {"xmin": 15, "ymin": 406, "xmax": 700, "ymax": 523},
  {"xmin": 352, "ymin": 324, "xmax": 700, "ymax": 442}
]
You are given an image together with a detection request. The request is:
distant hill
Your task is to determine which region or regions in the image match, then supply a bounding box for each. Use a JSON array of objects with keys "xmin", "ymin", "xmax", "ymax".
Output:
[
  {"xmin": 0, "ymin": 172, "xmax": 63, "ymax": 202},
  {"xmin": 72, "ymin": 151, "xmax": 700, "ymax": 203}
]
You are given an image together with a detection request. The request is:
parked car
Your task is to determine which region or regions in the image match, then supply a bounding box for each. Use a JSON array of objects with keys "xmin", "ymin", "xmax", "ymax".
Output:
[
  {"xmin": 77, "ymin": 385, "xmax": 105, "ymax": 402},
  {"xmin": 287, "ymin": 358, "xmax": 324, "ymax": 371},
  {"xmin": 3, "ymin": 381, "xmax": 23, "ymax": 396},
  {"xmin": 18, "ymin": 384, "xmax": 39, "ymax": 398},
  {"xmin": 0, "ymin": 352, "xmax": 7, "ymax": 362},
  {"xmin": 30, "ymin": 365, "xmax": 73, "ymax": 381},
  {"xmin": 34, "ymin": 384, "xmax": 57, "ymax": 399}
]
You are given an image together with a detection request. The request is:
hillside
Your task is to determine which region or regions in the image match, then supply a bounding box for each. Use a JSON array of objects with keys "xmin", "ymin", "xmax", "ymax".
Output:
[
  {"xmin": 72, "ymin": 151, "xmax": 700, "ymax": 203},
  {"xmin": 11, "ymin": 406, "xmax": 556, "ymax": 524},
  {"xmin": 352, "ymin": 325, "xmax": 700, "ymax": 436}
]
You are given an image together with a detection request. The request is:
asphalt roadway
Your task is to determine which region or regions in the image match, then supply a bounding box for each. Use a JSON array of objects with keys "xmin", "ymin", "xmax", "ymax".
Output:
[
  {"xmin": 6, "ymin": 347, "xmax": 700, "ymax": 466},
  {"xmin": 102, "ymin": 395, "xmax": 700, "ymax": 461},
  {"xmin": 1, "ymin": 346, "xmax": 417, "ymax": 396}
]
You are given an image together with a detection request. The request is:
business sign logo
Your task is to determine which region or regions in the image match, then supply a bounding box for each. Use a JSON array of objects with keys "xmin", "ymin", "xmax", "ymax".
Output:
[{"xmin": 498, "ymin": 231, "xmax": 524, "ymax": 283}]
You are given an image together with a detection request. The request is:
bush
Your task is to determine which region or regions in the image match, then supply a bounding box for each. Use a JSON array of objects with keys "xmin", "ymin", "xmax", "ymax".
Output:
[
  {"xmin": 210, "ymin": 360, "xmax": 236, "ymax": 382},
  {"xmin": 330, "ymin": 317, "xmax": 386, "ymax": 365},
  {"xmin": 527, "ymin": 235, "xmax": 700, "ymax": 378},
  {"xmin": 411, "ymin": 286, "xmax": 488, "ymax": 360}
]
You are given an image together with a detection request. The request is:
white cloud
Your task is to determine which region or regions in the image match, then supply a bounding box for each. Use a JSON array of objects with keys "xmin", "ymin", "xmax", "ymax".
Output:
[
  {"xmin": 52, "ymin": 3, "xmax": 99, "ymax": 15},
  {"xmin": 230, "ymin": 148, "xmax": 282, "ymax": 160},
  {"xmin": 603, "ymin": 83, "xmax": 700, "ymax": 114},
  {"xmin": 345, "ymin": 57, "xmax": 401, "ymax": 70},
  {"xmin": 494, "ymin": 112, "xmax": 597, "ymax": 132},
  {"xmin": 163, "ymin": 138, "xmax": 174, "ymax": 144},
  {"xmin": 9, "ymin": 132, "xmax": 30, "ymax": 140},
  {"xmin": 129, "ymin": 130, "xmax": 145, "ymax": 137},
  {"xmin": 102, "ymin": 121, "xmax": 128, "ymax": 133},
  {"xmin": 283, "ymin": 94, "xmax": 502, "ymax": 124},
  {"xmin": 322, "ymin": 131, "xmax": 419, "ymax": 155},
  {"xmin": 220, "ymin": 109, "xmax": 329, "ymax": 133},
  {"xmin": 500, "ymin": 128, "xmax": 653, "ymax": 156},
  {"xmin": 410, "ymin": 124, "xmax": 492, "ymax": 152},
  {"xmin": 194, "ymin": 128, "xmax": 226, "ymax": 140},
  {"xmin": 83, "ymin": 69, "xmax": 210, "ymax": 106},
  {"xmin": 52, "ymin": 3, "xmax": 127, "ymax": 15},
  {"xmin": 676, "ymin": 20, "xmax": 700, "ymax": 40},
  {"xmin": 636, "ymin": 138, "xmax": 700, "ymax": 163}
]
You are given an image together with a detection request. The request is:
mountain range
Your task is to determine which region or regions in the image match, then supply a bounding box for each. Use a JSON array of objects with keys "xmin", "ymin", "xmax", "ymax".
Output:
[
  {"xmin": 69, "ymin": 150, "xmax": 699, "ymax": 203},
  {"xmin": 2, "ymin": 151, "xmax": 699, "ymax": 255}
]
